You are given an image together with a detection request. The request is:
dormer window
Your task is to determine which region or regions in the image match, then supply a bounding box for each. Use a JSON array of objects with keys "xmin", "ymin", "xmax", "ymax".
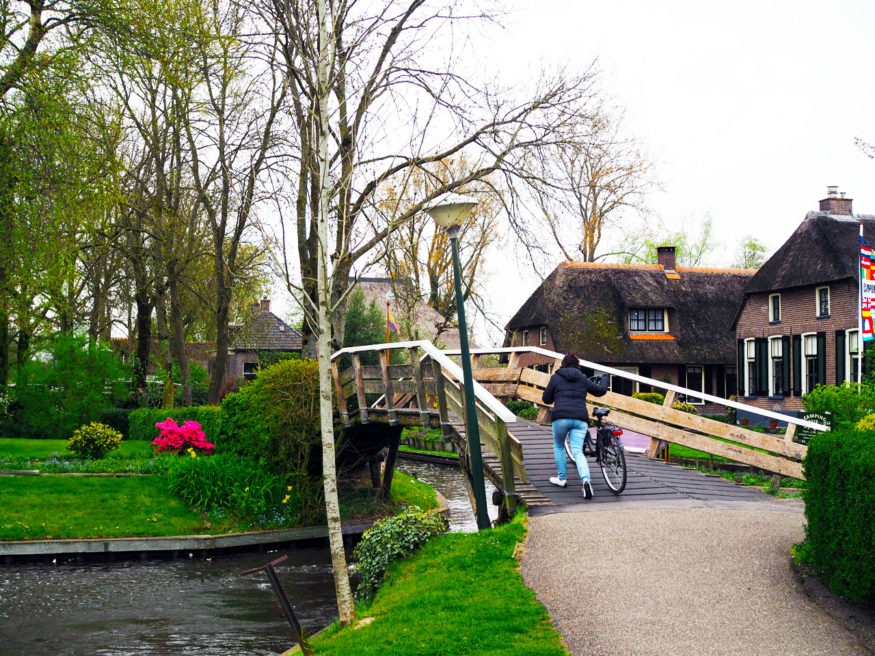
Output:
[
  {"xmin": 629, "ymin": 308, "xmax": 667, "ymax": 333},
  {"xmin": 769, "ymin": 294, "xmax": 781, "ymax": 323},
  {"xmin": 816, "ymin": 287, "xmax": 830, "ymax": 318}
]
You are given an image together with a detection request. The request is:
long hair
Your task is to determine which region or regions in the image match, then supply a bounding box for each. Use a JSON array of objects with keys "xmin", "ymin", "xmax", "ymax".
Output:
[{"xmin": 560, "ymin": 352, "xmax": 580, "ymax": 369}]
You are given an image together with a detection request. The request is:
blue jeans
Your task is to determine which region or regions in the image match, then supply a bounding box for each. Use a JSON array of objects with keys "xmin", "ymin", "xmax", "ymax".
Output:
[{"xmin": 552, "ymin": 418, "xmax": 591, "ymax": 482}]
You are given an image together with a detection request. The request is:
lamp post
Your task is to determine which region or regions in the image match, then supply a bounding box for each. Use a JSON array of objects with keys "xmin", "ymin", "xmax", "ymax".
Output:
[{"xmin": 426, "ymin": 193, "xmax": 491, "ymax": 530}]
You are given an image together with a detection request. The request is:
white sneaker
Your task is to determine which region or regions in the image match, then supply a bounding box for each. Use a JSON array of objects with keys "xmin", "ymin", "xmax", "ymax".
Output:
[
  {"xmin": 549, "ymin": 476, "xmax": 567, "ymax": 487},
  {"xmin": 582, "ymin": 479, "xmax": 594, "ymax": 499}
]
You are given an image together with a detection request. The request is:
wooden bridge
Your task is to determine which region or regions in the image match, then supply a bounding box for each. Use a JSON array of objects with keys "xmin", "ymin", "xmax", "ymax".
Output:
[{"xmin": 331, "ymin": 342, "xmax": 828, "ymax": 521}]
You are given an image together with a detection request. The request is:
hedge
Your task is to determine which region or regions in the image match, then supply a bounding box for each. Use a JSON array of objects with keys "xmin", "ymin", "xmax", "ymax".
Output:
[
  {"xmin": 803, "ymin": 427, "xmax": 875, "ymax": 603},
  {"xmin": 128, "ymin": 406, "xmax": 222, "ymax": 445}
]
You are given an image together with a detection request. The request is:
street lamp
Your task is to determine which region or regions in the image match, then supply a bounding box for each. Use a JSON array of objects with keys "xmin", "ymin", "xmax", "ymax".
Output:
[{"xmin": 426, "ymin": 193, "xmax": 491, "ymax": 530}]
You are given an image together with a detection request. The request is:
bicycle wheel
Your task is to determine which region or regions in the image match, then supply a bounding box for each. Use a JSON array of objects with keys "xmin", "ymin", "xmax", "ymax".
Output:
[
  {"xmin": 597, "ymin": 433, "xmax": 627, "ymax": 494},
  {"xmin": 564, "ymin": 432, "xmax": 595, "ymax": 462}
]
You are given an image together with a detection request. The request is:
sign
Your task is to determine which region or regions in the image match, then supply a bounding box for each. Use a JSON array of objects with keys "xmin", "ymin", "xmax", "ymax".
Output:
[{"xmin": 794, "ymin": 411, "xmax": 832, "ymax": 445}]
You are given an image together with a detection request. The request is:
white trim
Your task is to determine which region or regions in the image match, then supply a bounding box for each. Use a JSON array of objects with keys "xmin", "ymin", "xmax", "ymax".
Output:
[
  {"xmin": 801, "ymin": 332, "xmax": 818, "ymax": 395},
  {"xmin": 684, "ymin": 365, "xmax": 705, "ymax": 404},
  {"xmin": 538, "ymin": 326, "xmax": 547, "ymax": 345},
  {"xmin": 767, "ymin": 336, "xmax": 784, "ymax": 396},
  {"xmin": 769, "ymin": 293, "xmax": 781, "ymax": 322},
  {"xmin": 744, "ymin": 338, "xmax": 756, "ymax": 396},
  {"xmin": 846, "ymin": 328, "xmax": 861, "ymax": 383},
  {"xmin": 815, "ymin": 286, "xmax": 830, "ymax": 317}
]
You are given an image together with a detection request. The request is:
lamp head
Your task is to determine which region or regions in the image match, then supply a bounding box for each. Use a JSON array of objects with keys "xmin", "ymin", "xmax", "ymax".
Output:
[{"xmin": 425, "ymin": 193, "xmax": 477, "ymax": 229}]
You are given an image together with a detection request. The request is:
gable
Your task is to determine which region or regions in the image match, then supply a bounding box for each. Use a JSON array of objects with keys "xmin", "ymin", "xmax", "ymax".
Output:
[{"xmin": 231, "ymin": 311, "xmax": 302, "ymax": 352}]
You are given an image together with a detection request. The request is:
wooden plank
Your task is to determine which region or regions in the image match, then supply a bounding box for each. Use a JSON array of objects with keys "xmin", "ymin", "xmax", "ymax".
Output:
[
  {"xmin": 520, "ymin": 368, "xmax": 551, "ymax": 388},
  {"xmin": 409, "ymin": 348, "xmax": 430, "ymax": 426},
  {"xmin": 431, "ymin": 360, "xmax": 451, "ymax": 439},
  {"xmin": 330, "ymin": 361, "xmax": 350, "ymax": 426},
  {"xmin": 607, "ymin": 408, "xmax": 804, "ymax": 479},
  {"xmin": 472, "ymin": 368, "xmax": 523, "ymax": 383},
  {"xmin": 379, "ymin": 350, "xmax": 397, "ymax": 425}
]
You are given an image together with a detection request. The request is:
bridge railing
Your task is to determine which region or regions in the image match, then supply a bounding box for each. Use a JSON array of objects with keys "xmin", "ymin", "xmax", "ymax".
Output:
[
  {"xmin": 330, "ymin": 341, "xmax": 526, "ymax": 503},
  {"xmin": 450, "ymin": 346, "xmax": 829, "ymax": 481}
]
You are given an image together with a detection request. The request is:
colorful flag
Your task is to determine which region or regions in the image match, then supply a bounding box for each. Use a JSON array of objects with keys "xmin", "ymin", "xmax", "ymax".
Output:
[
  {"xmin": 861, "ymin": 235, "xmax": 875, "ymax": 342},
  {"xmin": 387, "ymin": 308, "xmax": 399, "ymax": 334}
]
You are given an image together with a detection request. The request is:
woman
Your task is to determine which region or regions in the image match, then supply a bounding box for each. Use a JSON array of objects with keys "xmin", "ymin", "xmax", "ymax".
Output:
[{"xmin": 541, "ymin": 352, "xmax": 609, "ymax": 499}]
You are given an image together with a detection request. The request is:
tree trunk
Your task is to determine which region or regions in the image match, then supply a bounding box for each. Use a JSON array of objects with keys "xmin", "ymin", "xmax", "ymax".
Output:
[
  {"xmin": 155, "ymin": 292, "xmax": 174, "ymax": 409},
  {"xmin": 134, "ymin": 291, "xmax": 153, "ymax": 392},
  {"xmin": 168, "ymin": 271, "xmax": 191, "ymax": 406},
  {"xmin": 207, "ymin": 256, "xmax": 232, "ymax": 405}
]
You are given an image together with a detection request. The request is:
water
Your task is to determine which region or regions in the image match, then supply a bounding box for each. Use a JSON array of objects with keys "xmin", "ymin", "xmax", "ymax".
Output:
[{"xmin": 0, "ymin": 461, "xmax": 487, "ymax": 655}]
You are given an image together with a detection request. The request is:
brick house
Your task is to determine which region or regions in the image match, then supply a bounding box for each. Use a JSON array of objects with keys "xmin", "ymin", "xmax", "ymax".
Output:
[
  {"xmin": 225, "ymin": 299, "xmax": 302, "ymax": 381},
  {"xmin": 504, "ymin": 249, "xmax": 755, "ymax": 408},
  {"xmin": 732, "ymin": 188, "xmax": 874, "ymax": 415}
]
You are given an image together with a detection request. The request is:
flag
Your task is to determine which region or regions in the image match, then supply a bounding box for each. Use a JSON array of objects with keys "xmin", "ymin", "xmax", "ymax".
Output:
[
  {"xmin": 387, "ymin": 308, "xmax": 399, "ymax": 334},
  {"xmin": 861, "ymin": 235, "xmax": 875, "ymax": 342}
]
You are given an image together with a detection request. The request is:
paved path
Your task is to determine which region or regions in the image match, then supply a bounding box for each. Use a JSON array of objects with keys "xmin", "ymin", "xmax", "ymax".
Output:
[{"xmin": 520, "ymin": 501, "xmax": 871, "ymax": 655}]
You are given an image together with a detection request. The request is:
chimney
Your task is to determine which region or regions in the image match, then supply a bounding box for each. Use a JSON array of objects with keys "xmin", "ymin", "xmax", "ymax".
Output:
[
  {"xmin": 260, "ymin": 298, "xmax": 270, "ymax": 313},
  {"xmin": 819, "ymin": 186, "xmax": 853, "ymax": 215},
  {"xmin": 657, "ymin": 246, "xmax": 677, "ymax": 271}
]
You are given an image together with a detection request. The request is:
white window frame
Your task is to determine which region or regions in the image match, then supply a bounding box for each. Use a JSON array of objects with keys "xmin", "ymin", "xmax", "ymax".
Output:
[
  {"xmin": 539, "ymin": 326, "xmax": 547, "ymax": 345},
  {"xmin": 768, "ymin": 336, "xmax": 784, "ymax": 396},
  {"xmin": 611, "ymin": 366, "xmax": 638, "ymax": 395},
  {"xmin": 802, "ymin": 332, "xmax": 818, "ymax": 395},
  {"xmin": 521, "ymin": 329, "xmax": 528, "ymax": 345},
  {"xmin": 847, "ymin": 328, "xmax": 861, "ymax": 383},
  {"xmin": 684, "ymin": 365, "xmax": 705, "ymax": 404},
  {"xmin": 769, "ymin": 293, "xmax": 781, "ymax": 322},
  {"xmin": 744, "ymin": 338, "xmax": 756, "ymax": 396},
  {"xmin": 629, "ymin": 308, "xmax": 668, "ymax": 333},
  {"xmin": 816, "ymin": 286, "xmax": 830, "ymax": 318}
]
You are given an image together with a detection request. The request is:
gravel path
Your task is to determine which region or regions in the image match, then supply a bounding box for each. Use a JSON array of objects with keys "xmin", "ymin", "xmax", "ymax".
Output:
[{"xmin": 520, "ymin": 502, "xmax": 870, "ymax": 655}]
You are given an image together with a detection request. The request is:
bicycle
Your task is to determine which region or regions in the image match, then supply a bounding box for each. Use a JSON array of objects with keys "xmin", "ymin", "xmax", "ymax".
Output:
[{"xmin": 564, "ymin": 406, "xmax": 627, "ymax": 494}]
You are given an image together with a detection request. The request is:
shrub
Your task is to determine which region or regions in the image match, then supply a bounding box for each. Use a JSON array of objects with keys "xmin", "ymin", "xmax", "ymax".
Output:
[
  {"xmin": 99, "ymin": 408, "xmax": 133, "ymax": 438},
  {"xmin": 151, "ymin": 418, "xmax": 215, "ymax": 455},
  {"xmin": 505, "ymin": 399, "xmax": 538, "ymax": 420},
  {"xmin": 166, "ymin": 453, "xmax": 283, "ymax": 519},
  {"xmin": 67, "ymin": 422, "xmax": 123, "ymax": 460},
  {"xmin": 632, "ymin": 392, "xmax": 665, "ymax": 405},
  {"xmin": 803, "ymin": 382, "xmax": 875, "ymax": 429},
  {"xmin": 352, "ymin": 506, "xmax": 449, "ymax": 603},
  {"xmin": 803, "ymin": 427, "xmax": 875, "ymax": 602},
  {"xmin": 128, "ymin": 406, "xmax": 222, "ymax": 443},
  {"xmin": 219, "ymin": 358, "xmax": 323, "ymax": 522},
  {"xmin": 672, "ymin": 401, "xmax": 698, "ymax": 414}
]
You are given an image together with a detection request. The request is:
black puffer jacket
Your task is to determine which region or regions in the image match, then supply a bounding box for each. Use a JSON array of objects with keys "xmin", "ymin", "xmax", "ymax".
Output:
[{"xmin": 541, "ymin": 366, "xmax": 609, "ymax": 422}]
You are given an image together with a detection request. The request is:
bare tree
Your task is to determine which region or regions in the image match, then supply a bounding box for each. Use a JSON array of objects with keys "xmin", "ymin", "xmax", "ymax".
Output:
[{"xmin": 533, "ymin": 107, "xmax": 654, "ymax": 263}]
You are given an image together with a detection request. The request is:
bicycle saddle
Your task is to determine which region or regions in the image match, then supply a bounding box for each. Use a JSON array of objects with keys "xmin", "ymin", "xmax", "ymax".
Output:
[{"xmin": 593, "ymin": 407, "xmax": 610, "ymax": 418}]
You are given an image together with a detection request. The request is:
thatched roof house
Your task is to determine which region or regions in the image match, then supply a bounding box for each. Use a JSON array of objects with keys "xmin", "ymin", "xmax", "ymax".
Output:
[{"xmin": 505, "ymin": 248, "xmax": 755, "ymax": 399}]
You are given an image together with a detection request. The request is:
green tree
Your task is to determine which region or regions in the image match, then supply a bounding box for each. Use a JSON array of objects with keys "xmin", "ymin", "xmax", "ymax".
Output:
[
  {"xmin": 732, "ymin": 235, "xmax": 767, "ymax": 269},
  {"xmin": 342, "ymin": 288, "xmax": 386, "ymax": 365},
  {"xmin": 14, "ymin": 333, "xmax": 130, "ymax": 438},
  {"xmin": 618, "ymin": 216, "xmax": 716, "ymax": 266}
]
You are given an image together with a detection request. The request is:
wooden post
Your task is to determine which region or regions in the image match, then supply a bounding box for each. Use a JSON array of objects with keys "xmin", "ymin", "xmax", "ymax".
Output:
[
  {"xmin": 380, "ymin": 428, "xmax": 401, "ymax": 502},
  {"xmin": 330, "ymin": 360, "xmax": 350, "ymax": 426},
  {"xmin": 431, "ymin": 358, "xmax": 451, "ymax": 439},
  {"xmin": 353, "ymin": 353, "xmax": 369, "ymax": 423},
  {"xmin": 409, "ymin": 347, "xmax": 430, "ymax": 427},
  {"xmin": 495, "ymin": 419, "xmax": 517, "ymax": 519},
  {"xmin": 379, "ymin": 349, "xmax": 397, "ymax": 425}
]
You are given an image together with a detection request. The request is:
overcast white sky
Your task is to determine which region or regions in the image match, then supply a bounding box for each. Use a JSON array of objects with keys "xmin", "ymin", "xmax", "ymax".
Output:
[{"xmin": 467, "ymin": 0, "xmax": 875, "ymax": 343}]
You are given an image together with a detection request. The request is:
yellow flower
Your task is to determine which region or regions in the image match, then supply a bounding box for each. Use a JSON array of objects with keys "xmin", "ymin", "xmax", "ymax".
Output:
[
  {"xmin": 244, "ymin": 487, "xmax": 249, "ymax": 492},
  {"xmin": 287, "ymin": 485, "xmax": 293, "ymax": 491},
  {"xmin": 282, "ymin": 495, "xmax": 290, "ymax": 504}
]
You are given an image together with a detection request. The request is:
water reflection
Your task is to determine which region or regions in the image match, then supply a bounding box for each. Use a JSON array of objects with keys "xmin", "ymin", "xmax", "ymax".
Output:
[{"xmin": 0, "ymin": 460, "xmax": 488, "ymax": 654}]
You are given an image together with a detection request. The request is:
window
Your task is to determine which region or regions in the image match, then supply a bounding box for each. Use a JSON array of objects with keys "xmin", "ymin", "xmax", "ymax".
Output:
[
  {"xmin": 769, "ymin": 337, "xmax": 784, "ymax": 396},
  {"xmin": 539, "ymin": 326, "xmax": 547, "ymax": 345},
  {"xmin": 685, "ymin": 365, "xmax": 704, "ymax": 404},
  {"xmin": 769, "ymin": 294, "xmax": 781, "ymax": 322},
  {"xmin": 744, "ymin": 339, "xmax": 756, "ymax": 396},
  {"xmin": 629, "ymin": 308, "xmax": 666, "ymax": 332},
  {"xmin": 847, "ymin": 329, "xmax": 862, "ymax": 383},
  {"xmin": 243, "ymin": 361, "xmax": 259, "ymax": 381},
  {"xmin": 816, "ymin": 287, "xmax": 830, "ymax": 317},
  {"xmin": 521, "ymin": 329, "xmax": 529, "ymax": 345},
  {"xmin": 803, "ymin": 333, "xmax": 818, "ymax": 394},
  {"xmin": 611, "ymin": 367, "xmax": 638, "ymax": 396}
]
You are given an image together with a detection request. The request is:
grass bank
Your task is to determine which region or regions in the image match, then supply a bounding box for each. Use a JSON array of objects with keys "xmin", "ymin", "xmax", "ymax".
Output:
[{"xmin": 305, "ymin": 514, "xmax": 566, "ymax": 656}]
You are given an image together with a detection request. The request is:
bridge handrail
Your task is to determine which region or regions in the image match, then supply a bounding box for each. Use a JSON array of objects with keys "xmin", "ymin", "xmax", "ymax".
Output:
[
  {"xmin": 331, "ymin": 340, "xmax": 517, "ymax": 424},
  {"xmin": 449, "ymin": 346, "xmax": 829, "ymax": 434}
]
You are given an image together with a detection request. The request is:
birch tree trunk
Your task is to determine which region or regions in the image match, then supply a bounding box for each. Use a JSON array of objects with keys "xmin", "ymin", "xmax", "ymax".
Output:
[{"xmin": 315, "ymin": 0, "xmax": 355, "ymax": 626}]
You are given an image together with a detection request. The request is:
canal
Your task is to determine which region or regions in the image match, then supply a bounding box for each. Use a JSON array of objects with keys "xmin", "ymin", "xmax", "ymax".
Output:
[{"xmin": 0, "ymin": 460, "xmax": 496, "ymax": 655}]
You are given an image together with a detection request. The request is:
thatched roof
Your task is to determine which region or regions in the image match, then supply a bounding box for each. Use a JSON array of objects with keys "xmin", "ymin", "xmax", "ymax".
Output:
[
  {"xmin": 505, "ymin": 262, "xmax": 755, "ymax": 366},
  {"xmin": 743, "ymin": 212, "xmax": 875, "ymax": 294}
]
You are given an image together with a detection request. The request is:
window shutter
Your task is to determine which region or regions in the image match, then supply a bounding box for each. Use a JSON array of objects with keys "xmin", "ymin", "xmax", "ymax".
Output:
[
  {"xmin": 714, "ymin": 365, "xmax": 725, "ymax": 398},
  {"xmin": 792, "ymin": 335, "xmax": 802, "ymax": 396},
  {"xmin": 704, "ymin": 365, "xmax": 714, "ymax": 396},
  {"xmin": 737, "ymin": 341, "xmax": 745, "ymax": 395},
  {"xmin": 782, "ymin": 336, "xmax": 791, "ymax": 393},
  {"xmin": 835, "ymin": 331, "xmax": 846, "ymax": 384},
  {"xmin": 755, "ymin": 338, "xmax": 768, "ymax": 395},
  {"xmin": 817, "ymin": 332, "xmax": 827, "ymax": 385}
]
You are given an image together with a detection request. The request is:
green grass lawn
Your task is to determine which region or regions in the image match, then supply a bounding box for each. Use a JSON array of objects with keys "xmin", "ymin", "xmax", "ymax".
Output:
[
  {"xmin": 308, "ymin": 515, "xmax": 566, "ymax": 656},
  {"xmin": 0, "ymin": 435, "xmax": 437, "ymax": 540}
]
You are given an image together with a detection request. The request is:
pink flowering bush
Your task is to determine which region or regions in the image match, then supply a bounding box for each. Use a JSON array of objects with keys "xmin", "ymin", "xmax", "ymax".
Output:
[{"xmin": 151, "ymin": 418, "xmax": 215, "ymax": 455}]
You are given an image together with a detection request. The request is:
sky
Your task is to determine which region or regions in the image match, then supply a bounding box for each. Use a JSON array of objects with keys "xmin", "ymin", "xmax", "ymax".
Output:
[{"xmin": 463, "ymin": 0, "xmax": 875, "ymax": 344}]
